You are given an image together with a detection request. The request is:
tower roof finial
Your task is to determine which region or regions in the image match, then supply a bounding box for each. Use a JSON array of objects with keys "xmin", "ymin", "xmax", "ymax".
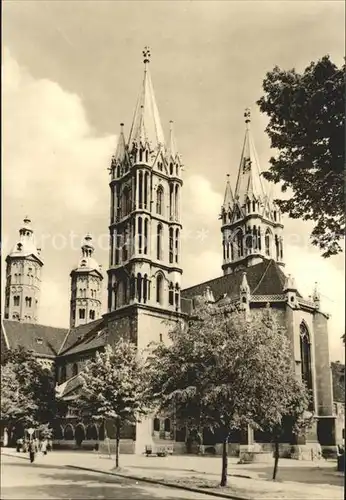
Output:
[
  {"xmin": 244, "ymin": 108, "xmax": 251, "ymax": 128},
  {"xmin": 143, "ymin": 46, "xmax": 151, "ymax": 64}
]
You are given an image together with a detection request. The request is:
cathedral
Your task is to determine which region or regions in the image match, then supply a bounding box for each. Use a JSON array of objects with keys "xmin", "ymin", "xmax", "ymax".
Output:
[{"xmin": 1, "ymin": 49, "xmax": 340, "ymax": 458}]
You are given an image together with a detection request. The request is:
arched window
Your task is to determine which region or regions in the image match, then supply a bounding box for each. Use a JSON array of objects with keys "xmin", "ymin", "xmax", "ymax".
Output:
[
  {"xmin": 156, "ymin": 186, "xmax": 164, "ymax": 215},
  {"xmin": 13, "ymin": 296, "xmax": 20, "ymax": 306},
  {"xmin": 130, "ymin": 274, "xmax": 136, "ymax": 300},
  {"xmin": 144, "ymin": 172, "xmax": 149, "ymax": 209},
  {"xmin": 245, "ymin": 227, "xmax": 252, "ymax": 252},
  {"xmin": 158, "ymin": 161, "xmax": 162, "ymax": 172},
  {"xmin": 252, "ymin": 200, "xmax": 256, "ymax": 212},
  {"xmin": 169, "ymin": 184, "xmax": 174, "ymax": 219},
  {"xmin": 253, "ymin": 226, "xmax": 257, "ymax": 250},
  {"xmin": 169, "ymin": 228, "xmax": 174, "ymax": 263},
  {"xmin": 156, "ymin": 274, "xmax": 163, "ymax": 304},
  {"xmin": 138, "ymin": 171, "xmax": 143, "ymax": 208},
  {"xmin": 230, "ymin": 243, "xmax": 234, "ymax": 261},
  {"xmin": 157, "ymin": 224, "xmax": 163, "ymax": 260},
  {"xmin": 143, "ymin": 274, "xmax": 148, "ymax": 303},
  {"xmin": 86, "ymin": 424, "xmax": 98, "ymax": 441},
  {"xmin": 89, "ymin": 310, "xmax": 95, "ymax": 320},
  {"xmin": 300, "ymin": 323, "xmax": 313, "ymax": 410},
  {"xmin": 72, "ymin": 363, "xmax": 78, "ymax": 377},
  {"xmin": 280, "ymin": 237, "xmax": 284, "ymax": 260},
  {"xmin": 144, "ymin": 219, "xmax": 148, "ymax": 255},
  {"xmin": 265, "ymin": 229, "xmax": 272, "ymax": 257},
  {"xmin": 223, "ymin": 240, "xmax": 226, "ymax": 260},
  {"xmin": 175, "ymin": 185, "xmax": 179, "ymax": 220},
  {"xmin": 169, "ymin": 162, "xmax": 173, "ymax": 175},
  {"xmin": 25, "ymin": 297, "xmax": 32, "ymax": 307},
  {"xmin": 247, "ymin": 200, "xmax": 251, "ymax": 213},
  {"xmin": 175, "ymin": 229, "xmax": 179, "ymax": 264},
  {"xmin": 236, "ymin": 229, "xmax": 243, "ymax": 258},
  {"xmin": 116, "ymin": 165, "xmax": 120, "ymax": 178},
  {"xmin": 153, "ymin": 418, "xmax": 160, "ymax": 432},
  {"xmin": 226, "ymin": 242, "xmax": 230, "ymax": 260},
  {"xmin": 138, "ymin": 217, "xmax": 143, "ymax": 254},
  {"xmin": 79, "ymin": 308, "xmax": 85, "ymax": 319},
  {"xmin": 168, "ymin": 282, "xmax": 174, "ymax": 305},
  {"xmin": 137, "ymin": 273, "xmax": 142, "ymax": 303},
  {"xmin": 122, "ymin": 186, "xmax": 130, "ymax": 217},
  {"xmin": 257, "ymin": 227, "xmax": 262, "ymax": 251},
  {"xmin": 64, "ymin": 424, "xmax": 74, "ymax": 440}
]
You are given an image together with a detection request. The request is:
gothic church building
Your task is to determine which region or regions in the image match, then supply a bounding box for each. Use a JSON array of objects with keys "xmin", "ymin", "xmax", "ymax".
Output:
[{"xmin": 1, "ymin": 50, "xmax": 338, "ymax": 457}]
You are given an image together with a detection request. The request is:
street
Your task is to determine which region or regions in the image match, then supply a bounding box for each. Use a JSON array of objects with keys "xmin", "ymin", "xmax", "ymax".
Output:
[{"xmin": 0, "ymin": 453, "xmax": 222, "ymax": 500}]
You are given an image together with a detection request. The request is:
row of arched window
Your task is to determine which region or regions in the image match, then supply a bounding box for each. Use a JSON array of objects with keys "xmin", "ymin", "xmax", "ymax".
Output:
[
  {"xmin": 109, "ymin": 274, "xmax": 180, "ymax": 310},
  {"xmin": 110, "ymin": 179, "xmax": 180, "ymax": 223},
  {"xmin": 76, "ymin": 288, "xmax": 98, "ymax": 298},
  {"xmin": 223, "ymin": 227, "xmax": 283, "ymax": 262},
  {"xmin": 111, "ymin": 221, "xmax": 180, "ymax": 265}
]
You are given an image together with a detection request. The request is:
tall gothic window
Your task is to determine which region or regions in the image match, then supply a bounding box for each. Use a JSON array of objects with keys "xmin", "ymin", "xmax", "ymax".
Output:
[
  {"xmin": 156, "ymin": 274, "xmax": 163, "ymax": 304},
  {"xmin": 138, "ymin": 171, "xmax": 143, "ymax": 208},
  {"xmin": 144, "ymin": 219, "xmax": 148, "ymax": 255},
  {"xmin": 174, "ymin": 185, "xmax": 179, "ymax": 220},
  {"xmin": 169, "ymin": 228, "xmax": 174, "ymax": 263},
  {"xmin": 137, "ymin": 273, "xmax": 142, "ymax": 303},
  {"xmin": 13, "ymin": 296, "xmax": 20, "ymax": 306},
  {"xmin": 138, "ymin": 217, "xmax": 143, "ymax": 254},
  {"xmin": 265, "ymin": 228, "xmax": 272, "ymax": 257},
  {"xmin": 169, "ymin": 184, "xmax": 174, "ymax": 219},
  {"xmin": 156, "ymin": 186, "xmax": 164, "ymax": 215},
  {"xmin": 175, "ymin": 229, "xmax": 179, "ymax": 264},
  {"xmin": 300, "ymin": 323, "xmax": 314, "ymax": 411},
  {"xmin": 144, "ymin": 172, "xmax": 149, "ymax": 209},
  {"xmin": 275, "ymin": 234, "xmax": 280, "ymax": 260},
  {"xmin": 168, "ymin": 282, "xmax": 174, "ymax": 305},
  {"xmin": 236, "ymin": 228, "xmax": 243, "ymax": 258},
  {"xmin": 157, "ymin": 224, "xmax": 163, "ymax": 260}
]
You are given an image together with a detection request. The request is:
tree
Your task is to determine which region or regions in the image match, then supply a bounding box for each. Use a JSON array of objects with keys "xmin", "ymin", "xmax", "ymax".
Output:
[
  {"xmin": 257, "ymin": 56, "xmax": 345, "ymax": 257},
  {"xmin": 1, "ymin": 347, "xmax": 57, "ymax": 437},
  {"xmin": 73, "ymin": 340, "xmax": 150, "ymax": 468},
  {"xmin": 148, "ymin": 299, "xmax": 312, "ymax": 487}
]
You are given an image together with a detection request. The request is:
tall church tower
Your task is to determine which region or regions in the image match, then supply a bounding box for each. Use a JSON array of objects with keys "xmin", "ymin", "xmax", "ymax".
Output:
[
  {"xmin": 220, "ymin": 109, "xmax": 284, "ymax": 275},
  {"xmin": 107, "ymin": 47, "xmax": 183, "ymax": 319},
  {"xmin": 70, "ymin": 234, "xmax": 103, "ymax": 328},
  {"xmin": 4, "ymin": 217, "xmax": 43, "ymax": 323}
]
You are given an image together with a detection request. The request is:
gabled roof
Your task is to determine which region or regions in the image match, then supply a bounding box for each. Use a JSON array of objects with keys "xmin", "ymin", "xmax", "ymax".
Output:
[
  {"xmin": 56, "ymin": 374, "xmax": 83, "ymax": 400},
  {"xmin": 182, "ymin": 259, "xmax": 289, "ymax": 303},
  {"xmin": 2, "ymin": 320, "xmax": 68, "ymax": 357},
  {"xmin": 59, "ymin": 318, "xmax": 105, "ymax": 356}
]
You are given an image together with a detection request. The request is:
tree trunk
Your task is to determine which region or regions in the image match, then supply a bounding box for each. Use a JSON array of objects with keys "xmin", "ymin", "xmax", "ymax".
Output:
[
  {"xmin": 220, "ymin": 436, "xmax": 228, "ymax": 487},
  {"xmin": 272, "ymin": 437, "xmax": 279, "ymax": 481},
  {"xmin": 115, "ymin": 421, "xmax": 120, "ymax": 469}
]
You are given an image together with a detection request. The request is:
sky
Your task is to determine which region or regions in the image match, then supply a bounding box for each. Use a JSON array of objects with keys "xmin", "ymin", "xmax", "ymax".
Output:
[{"xmin": 2, "ymin": 0, "xmax": 345, "ymax": 361}]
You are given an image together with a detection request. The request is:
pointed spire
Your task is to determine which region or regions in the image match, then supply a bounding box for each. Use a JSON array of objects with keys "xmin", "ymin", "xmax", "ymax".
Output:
[
  {"xmin": 234, "ymin": 109, "xmax": 268, "ymax": 206},
  {"xmin": 312, "ymin": 282, "xmax": 320, "ymax": 309},
  {"xmin": 128, "ymin": 47, "xmax": 165, "ymax": 150},
  {"xmin": 167, "ymin": 120, "xmax": 177, "ymax": 159},
  {"xmin": 223, "ymin": 174, "xmax": 234, "ymax": 208},
  {"xmin": 113, "ymin": 123, "xmax": 127, "ymax": 163}
]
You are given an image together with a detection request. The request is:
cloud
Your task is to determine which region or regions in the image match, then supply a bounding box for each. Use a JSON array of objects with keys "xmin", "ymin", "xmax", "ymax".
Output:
[{"xmin": 2, "ymin": 48, "xmax": 115, "ymax": 216}]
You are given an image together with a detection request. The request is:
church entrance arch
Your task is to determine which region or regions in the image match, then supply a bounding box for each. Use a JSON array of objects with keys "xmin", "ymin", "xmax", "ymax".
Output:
[{"xmin": 75, "ymin": 423, "xmax": 85, "ymax": 447}]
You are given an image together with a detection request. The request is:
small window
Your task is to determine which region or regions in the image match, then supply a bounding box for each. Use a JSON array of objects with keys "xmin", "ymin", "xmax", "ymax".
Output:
[
  {"xmin": 153, "ymin": 418, "xmax": 160, "ymax": 432},
  {"xmin": 13, "ymin": 296, "xmax": 20, "ymax": 307},
  {"xmin": 159, "ymin": 333, "xmax": 163, "ymax": 342},
  {"xmin": 36, "ymin": 338, "xmax": 43, "ymax": 345},
  {"xmin": 89, "ymin": 310, "xmax": 95, "ymax": 320},
  {"xmin": 72, "ymin": 363, "xmax": 78, "ymax": 377},
  {"xmin": 79, "ymin": 308, "xmax": 86, "ymax": 319}
]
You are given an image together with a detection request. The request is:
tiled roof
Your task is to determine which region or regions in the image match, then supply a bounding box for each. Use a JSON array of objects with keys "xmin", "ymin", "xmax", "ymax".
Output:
[
  {"xmin": 59, "ymin": 318, "xmax": 105, "ymax": 355},
  {"xmin": 182, "ymin": 259, "xmax": 292, "ymax": 303},
  {"xmin": 62, "ymin": 328, "xmax": 107, "ymax": 356},
  {"xmin": 57, "ymin": 374, "xmax": 83, "ymax": 399},
  {"xmin": 2, "ymin": 320, "xmax": 68, "ymax": 357}
]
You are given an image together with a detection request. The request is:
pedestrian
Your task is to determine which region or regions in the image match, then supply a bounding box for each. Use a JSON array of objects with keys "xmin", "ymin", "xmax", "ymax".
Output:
[
  {"xmin": 41, "ymin": 438, "xmax": 48, "ymax": 456},
  {"xmin": 16, "ymin": 437, "xmax": 23, "ymax": 453},
  {"xmin": 28, "ymin": 440, "xmax": 36, "ymax": 463},
  {"xmin": 47, "ymin": 439, "xmax": 53, "ymax": 452}
]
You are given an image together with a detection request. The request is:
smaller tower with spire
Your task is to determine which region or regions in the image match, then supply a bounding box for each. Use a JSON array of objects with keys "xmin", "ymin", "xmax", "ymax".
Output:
[
  {"xmin": 70, "ymin": 234, "xmax": 103, "ymax": 328},
  {"xmin": 4, "ymin": 217, "xmax": 43, "ymax": 323},
  {"xmin": 220, "ymin": 109, "xmax": 284, "ymax": 275}
]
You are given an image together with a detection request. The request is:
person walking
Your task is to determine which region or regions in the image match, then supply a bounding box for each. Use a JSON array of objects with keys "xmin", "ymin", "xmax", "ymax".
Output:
[
  {"xmin": 41, "ymin": 438, "xmax": 48, "ymax": 456},
  {"xmin": 28, "ymin": 439, "xmax": 36, "ymax": 463}
]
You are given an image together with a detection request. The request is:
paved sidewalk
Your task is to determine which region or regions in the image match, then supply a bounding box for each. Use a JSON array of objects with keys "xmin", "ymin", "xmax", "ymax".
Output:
[{"xmin": 2, "ymin": 448, "xmax": 343, "ymax": 500}]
